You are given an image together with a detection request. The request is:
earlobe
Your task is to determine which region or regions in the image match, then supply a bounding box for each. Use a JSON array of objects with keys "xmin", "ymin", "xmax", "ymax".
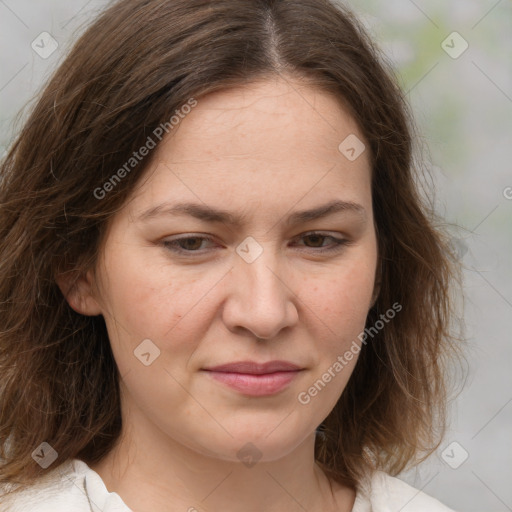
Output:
[{"xmin": 55, "ymin": 269, "xmax": 103, "ymax": 316}]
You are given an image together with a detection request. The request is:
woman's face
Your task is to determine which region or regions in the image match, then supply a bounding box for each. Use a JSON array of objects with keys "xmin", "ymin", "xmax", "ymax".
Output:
[{"xmin": 84, "ymin": 76, "xmax": 378, "ymax": 462}]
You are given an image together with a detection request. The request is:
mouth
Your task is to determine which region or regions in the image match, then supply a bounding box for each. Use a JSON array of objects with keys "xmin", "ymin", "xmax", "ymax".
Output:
[{"xmin": 201, "ymin": 360, "xmax": 304, "ymax": 397}]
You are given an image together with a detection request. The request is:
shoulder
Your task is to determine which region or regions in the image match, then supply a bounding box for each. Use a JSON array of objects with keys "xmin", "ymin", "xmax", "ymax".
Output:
[
  {"xmin": 353, "ymin": 470, "xmax": 457, "ymax": 512},
  {"xmin": 0, "ymin": 459, "xmax": 130, "ymax": 512},
  {"xmin": 0, "ymin": 459, "xmax": 88, "ymax": 511}
]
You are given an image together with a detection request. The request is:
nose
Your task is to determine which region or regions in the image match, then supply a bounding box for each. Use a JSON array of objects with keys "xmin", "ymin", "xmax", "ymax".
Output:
[{"xmin": 221, "ymin": 249, "xmax": 299, "ymax": 340}]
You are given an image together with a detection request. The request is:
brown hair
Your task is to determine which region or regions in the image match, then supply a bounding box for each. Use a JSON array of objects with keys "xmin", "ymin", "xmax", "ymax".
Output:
[{"xmin": 0, "ymin": 0, "xmax": 462, "ymax": 493}]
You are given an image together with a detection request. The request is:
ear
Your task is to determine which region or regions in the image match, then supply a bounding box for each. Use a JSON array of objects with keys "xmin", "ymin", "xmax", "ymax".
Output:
[{"xmin": 55, "ymin": 268, "xmax": 103, "ymax": 316}]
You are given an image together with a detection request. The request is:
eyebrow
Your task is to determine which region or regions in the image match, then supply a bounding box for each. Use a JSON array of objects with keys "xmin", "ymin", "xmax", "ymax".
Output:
[{"xmin": 137, "ymin": 199, "xmax": 366, "ymax": 226}]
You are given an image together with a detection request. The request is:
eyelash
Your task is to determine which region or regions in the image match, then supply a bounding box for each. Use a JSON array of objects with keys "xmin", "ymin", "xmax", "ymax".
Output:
[{"xmin": 162, "ymin": 232, "xmax": 350, "ymax": 256}]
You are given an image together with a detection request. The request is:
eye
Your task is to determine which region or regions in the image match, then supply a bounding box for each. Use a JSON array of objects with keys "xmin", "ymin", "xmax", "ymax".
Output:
[
  {"xmin": 162, "ymin": 235, "xmax": 218, "ymax": 254},
  {"xmin": 161, "ymin": 231, "xmax": 350, "ymax": 257},
  {"xmin": 294, "ymin": 232, "xmax": 349, "ymax": 253}
]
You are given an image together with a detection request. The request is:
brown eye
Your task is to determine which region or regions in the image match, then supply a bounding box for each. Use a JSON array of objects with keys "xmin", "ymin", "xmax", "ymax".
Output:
[
  {"xmin": 302, "ymin": 234, "xmax": 328, "ymax": 247},
  {"xmin": 295, "ymin": 232, "xmax": 349, "ymax": 253},
  {"xmin": 177, "ymin": 237, "xmax": 204, "ymax": 251},
  {"xmin": 163, "ymin": 235, "xmax": 217, "ymax": 254}
]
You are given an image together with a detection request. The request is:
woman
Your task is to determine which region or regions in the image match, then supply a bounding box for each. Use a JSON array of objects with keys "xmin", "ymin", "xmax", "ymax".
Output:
[{"xmin": 0, "ymin": 0, "xmax": 462, "ymax": 510}]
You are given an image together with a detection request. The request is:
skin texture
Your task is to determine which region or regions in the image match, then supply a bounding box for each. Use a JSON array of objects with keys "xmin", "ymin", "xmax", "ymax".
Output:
[{"xmin": 60, "ymin": 75, "xmax": 378, "ymax": 512}]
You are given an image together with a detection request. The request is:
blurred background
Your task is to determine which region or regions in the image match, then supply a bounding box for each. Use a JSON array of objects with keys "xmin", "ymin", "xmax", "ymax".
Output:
[{"xmin": 0, "ymin": 1, "xmax": 511, "ymax": 510}]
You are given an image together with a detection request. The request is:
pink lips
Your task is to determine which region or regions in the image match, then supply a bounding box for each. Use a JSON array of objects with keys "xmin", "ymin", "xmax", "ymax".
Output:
[{"xmin": 202, "ymin": 361, "xmax": 303, "ymax": 396}]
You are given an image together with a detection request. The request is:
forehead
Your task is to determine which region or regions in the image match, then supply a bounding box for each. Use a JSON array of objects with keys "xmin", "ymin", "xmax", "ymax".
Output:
[
  {"xmin": 160, "ymin": 76, "xmax": 364, "ymax": 163},
  {"xmin": 127, "ymin": 76, "xmax": 372, "ymax": 221}
]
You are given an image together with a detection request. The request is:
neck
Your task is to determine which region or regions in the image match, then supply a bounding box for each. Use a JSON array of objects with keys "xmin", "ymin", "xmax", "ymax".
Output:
[{"xmin": 90, "ymin": 420, "xmax": 355, "ymax": 512}]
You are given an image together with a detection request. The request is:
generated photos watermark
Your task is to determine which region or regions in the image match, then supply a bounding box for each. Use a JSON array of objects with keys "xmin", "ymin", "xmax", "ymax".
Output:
[
  {"xmin": 297, "ymin": 301, "xmax": 402, "ymax": 405},
  {"xmin": 93, "ymin": 97, "xmax": 198, "ymax": 200}
]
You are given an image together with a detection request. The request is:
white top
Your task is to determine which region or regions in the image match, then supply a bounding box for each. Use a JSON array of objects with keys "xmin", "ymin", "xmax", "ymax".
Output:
[{"xmin": 1, "ymin": 459, "xmax": 456, "ymax": 511}]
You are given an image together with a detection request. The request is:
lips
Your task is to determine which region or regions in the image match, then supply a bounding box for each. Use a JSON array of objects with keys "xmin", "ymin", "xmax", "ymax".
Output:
[
  {"xmin": 203, "ymin": 360, "xmax": 302, "ymax": 374},
  {"xmin": 202, "ymin": 360, "xmax": 304, "ymax": 396}
]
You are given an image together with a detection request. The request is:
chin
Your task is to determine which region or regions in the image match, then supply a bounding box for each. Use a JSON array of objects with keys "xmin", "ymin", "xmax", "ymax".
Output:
[{"xmin": 186, "ymin": 421, "xmax": 314, "ymax": 465}]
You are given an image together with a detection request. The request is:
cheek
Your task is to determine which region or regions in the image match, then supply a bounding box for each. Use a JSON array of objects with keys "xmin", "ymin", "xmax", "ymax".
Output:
[
  {"xmin": 99, "ymin": 243, "xmax": 189, "ymax": 334},
  {"xmin": 98, "ymin": 247, "xmax": 224, "ymax": 374},
  {"xmin": 296, "ymin": 265, "xmax": 375, "ymax": 416},
  {"xmin": 304, "ymin": 260, "xmax": 376, "ymax": 344}
]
